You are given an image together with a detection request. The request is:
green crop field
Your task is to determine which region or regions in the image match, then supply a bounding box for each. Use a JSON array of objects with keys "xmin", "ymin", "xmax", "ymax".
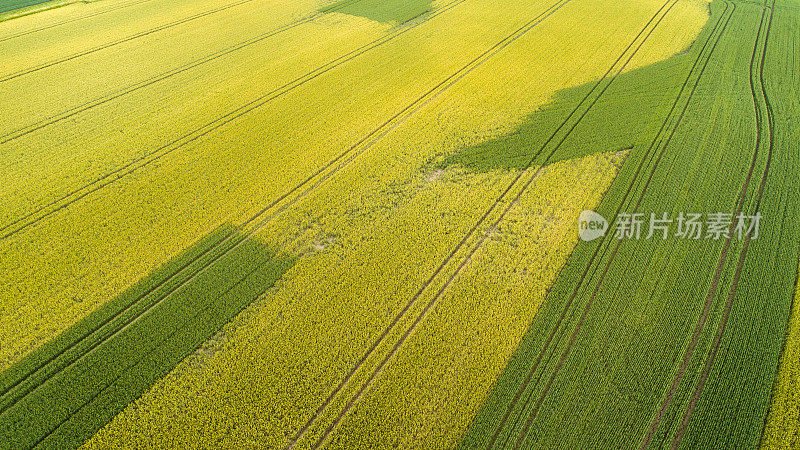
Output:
[{"xmin": 0, "ymin": 0, "xmax": 797, "ymax": 448}]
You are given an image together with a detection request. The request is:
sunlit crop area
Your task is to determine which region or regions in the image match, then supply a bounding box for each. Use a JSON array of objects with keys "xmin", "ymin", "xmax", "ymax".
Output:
[{"xmin": 0, "ymin": 0, "xmax": 797, "ymax": 448}]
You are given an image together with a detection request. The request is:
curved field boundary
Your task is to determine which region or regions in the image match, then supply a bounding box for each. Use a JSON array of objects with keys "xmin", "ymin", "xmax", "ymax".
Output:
[
  {"xmin": 668, "ymin": 1, "xmax": 776, "ymax": 447},
  {"xmin": 0, "ymin": 0, "xmax": 564, "ymax": 438},
  {"xmin": 281, "ymin": 1, "xmax": 683, "ymax": 448},
  {"xmin": 0, "ymin": 0, "xmax": 348, "ymax": 82},
  {"xmin": 509, "ymin": 5, "xmax": 738, "ymax": 447},
  {"xmin": 0, "ymin": 0, "xmax": 368, "ymax": 145},
  {"xmin": 0, "ymin": 0, "xmax": 468, "ymax": 240},
  {"xmin": 474, "ymin": 2, "xmax": 735, "ymax": 447}
]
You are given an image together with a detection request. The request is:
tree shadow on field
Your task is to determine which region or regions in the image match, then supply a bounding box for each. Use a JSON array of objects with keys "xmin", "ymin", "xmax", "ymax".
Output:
[
  {"xmin": 322, "ymin": 0, "xmax": 434, "ymax": 24},
  {"xmin": 0, "ymin": 224, "xmax": 296, "ymax": 449},
  {"xmin": 440, "ymin": 45, "xmax": 707, "ymax": 173}
]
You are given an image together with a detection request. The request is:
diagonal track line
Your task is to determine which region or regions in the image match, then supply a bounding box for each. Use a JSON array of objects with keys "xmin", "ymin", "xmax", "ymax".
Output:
[
  {"xmin": 0, "ymin": 0, "xmax": 365, "ymax": 145},
  {"xmin": 0, "ymin": 0, "xmax": 282, "ymax": 83},
  {"xmin": 0, "ymin": 0, "xmax": 157, "ymax": 43},
  {"xmin": 0, "ymin": 0, "xmax": 465, "ymax": 240},
  {"xmin": 507, "ymin": 4, "xmax": 738, "ymax": 447},
  {"xmin": 286, "ymin": 0, "xmax": 681, "ymax": 448},
  {"xmin": 669, "ymin": 1, "xmax": 775, "ymax": 447},
  {"xmin": 475, "ymin": 0, "xmax": 714, "ymax": 446}
]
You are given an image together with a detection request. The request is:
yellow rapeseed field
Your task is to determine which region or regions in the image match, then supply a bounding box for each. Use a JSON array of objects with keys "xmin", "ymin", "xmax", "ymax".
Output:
[
  {"xmin": 0, "ymin": 0, "xmax": 704, "ymax": 373},
  {"xmin": 761, "ymin": 266, "xmax": 800, "ymax": 450},
  {"xmin": 71, "ymin": 0, "xmax": 706, "ymax": 445},
  {"xmin": 0, "ymin": 0, "xmax": 708, "ymax": 446}
]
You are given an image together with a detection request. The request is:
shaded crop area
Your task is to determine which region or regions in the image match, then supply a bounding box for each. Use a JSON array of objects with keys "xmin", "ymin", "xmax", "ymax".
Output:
[
  {"xmin": 322, "ymin": 0, "xmax": 433, "ymax": 24},
  {"xmin": 0, "ymin": 226, "xmax": 295, "ymax": 449}
]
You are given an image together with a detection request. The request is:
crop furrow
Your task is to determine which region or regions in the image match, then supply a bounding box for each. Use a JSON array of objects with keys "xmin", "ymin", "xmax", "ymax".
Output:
[
  {"xmin": 280, "ymin": 1, "xmax": 685, "ymax": 448},
  {"xmin": 0, "ymin": 0, "xmax": 468, "ymax": 240},
  {"xmin": 0, "ymin": 0, "xmax": 281, "ymax": 83},
  {"xmin": 481, "ymin": 3, "xmax": 735, "ymax": 446},
  {"xmin": 0, "ymin": 0, "xmax": 368, "ymax": 144},
  {"xmin": 668, "ymin": 1, "xmax": 776, "ymax": 447},
  {"xmin": 0, "ymin": 0, "xmax": 157, "ymax": 43}
]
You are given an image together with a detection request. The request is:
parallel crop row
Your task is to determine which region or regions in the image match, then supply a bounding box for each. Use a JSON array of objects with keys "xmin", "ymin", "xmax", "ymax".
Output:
[
  {"xmin": 462, "ymin": 1, "xmax": 800, "ymax": 448},
  {"xmin": 2, "ymin": 1, "xmax": 574, "ymax": 447},
  {"xmin": 0, "ymin": 226, "xmax": 295, "ymax": 449},
  {"xmin": 285, "ymin": 0, "xmax": 687, "ymax": 447},
  {"xmin": 0, "ymin": 0, "xmax": 466, "ymax": 238}
]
